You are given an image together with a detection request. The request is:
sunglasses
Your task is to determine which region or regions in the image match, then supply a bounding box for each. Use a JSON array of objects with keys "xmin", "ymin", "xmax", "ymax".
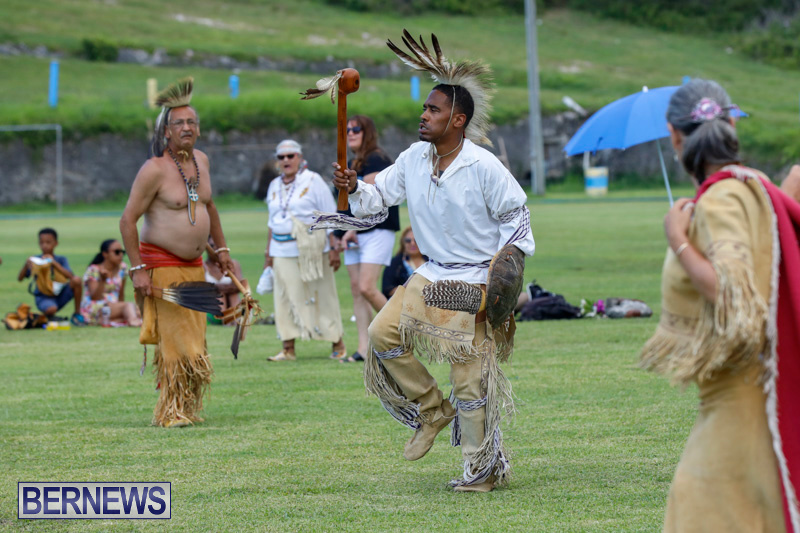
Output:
[
  {"xmin": 277, "ymin": 153, "xmax": 297, "ymax": 160},
  {"xmin": 346, "ymin": 126, "xmax": 362, "ymax": 134},
  {"xmin": 111, "ymin": 249, "xmax": 126, "ymax": 256},
  {"xmin": 403, "ymin": 238, "xmax": 415, "ymax": 244}
]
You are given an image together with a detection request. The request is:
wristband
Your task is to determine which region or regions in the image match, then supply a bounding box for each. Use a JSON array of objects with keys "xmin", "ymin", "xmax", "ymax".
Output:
[
  {"xmin": 129, "ymin": 264, "xmax": 147, "ymax": 277},
  {"xmin": 214, "ymin": 247, "xmax": 230, "ymax": 254},
  {"xmin": 675, "ymin": 242, "xmax": 690, "ymax": 257}
]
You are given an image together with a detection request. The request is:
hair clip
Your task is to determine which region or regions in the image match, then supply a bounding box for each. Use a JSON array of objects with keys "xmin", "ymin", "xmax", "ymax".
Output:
[{"xmin": 690, "ymin": 98, "xmax": 722, "ymax": 122}]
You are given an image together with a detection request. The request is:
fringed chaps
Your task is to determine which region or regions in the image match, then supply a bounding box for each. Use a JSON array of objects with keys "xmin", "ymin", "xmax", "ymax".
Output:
[
  {"xmin": 449, "ymin": 327, "xmax": 515, "ymax": 488},
  {"xmin": 364, "ymin": 345, "xmax": 422, "ymax": 430},
  {"xmin": 364, "ymin": 276, "xmax": 517, "ymax": 488}
]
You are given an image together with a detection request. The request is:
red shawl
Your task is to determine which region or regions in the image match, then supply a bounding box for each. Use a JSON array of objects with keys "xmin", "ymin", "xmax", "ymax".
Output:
[{"xmin": 696, "ymin": 167, "xmax": 800, "ymax": 533}]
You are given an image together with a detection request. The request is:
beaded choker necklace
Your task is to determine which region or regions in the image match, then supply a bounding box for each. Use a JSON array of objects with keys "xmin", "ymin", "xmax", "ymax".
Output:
[{"xmin": 167, "ymin": 147, "xmax": 200, "ymax": 225}]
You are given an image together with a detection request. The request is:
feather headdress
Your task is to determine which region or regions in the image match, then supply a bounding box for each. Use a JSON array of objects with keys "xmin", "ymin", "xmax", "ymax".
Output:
[
  {"xmin": 155, "ymin": 77, "xmax": 194, "ymax": 109},
  {"xmin": 387, "ymin": 30, "xmax": 494, "ymax": 145},
  {"xmin": 151, "ymin": 77, "xmax": 194, "ymax": 157}
]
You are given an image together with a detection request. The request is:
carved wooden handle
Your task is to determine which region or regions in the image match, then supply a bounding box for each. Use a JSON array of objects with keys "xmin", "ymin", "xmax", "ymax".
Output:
[
  {"xmin": 336, "ymin": 92, "xmax": 349, "ymax": 211},
  {"xmin": 336, "ymin": 69, "xmax": 360, "ymax": 212}
]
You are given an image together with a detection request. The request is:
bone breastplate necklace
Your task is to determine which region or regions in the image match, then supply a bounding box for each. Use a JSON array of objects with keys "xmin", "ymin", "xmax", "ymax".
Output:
[{"xmin": 167, "ymin": 147, "xmax": 200, "ymax": 225}]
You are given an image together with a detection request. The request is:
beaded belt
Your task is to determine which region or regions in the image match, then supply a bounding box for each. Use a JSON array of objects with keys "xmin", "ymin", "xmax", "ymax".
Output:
[
  {"xmin": 428, "ymin": 259, "xmax": 492, "ymax": 270},
  {"xmin": 272, "ymin": 233, "xmax": 296, "ymax": 242}
]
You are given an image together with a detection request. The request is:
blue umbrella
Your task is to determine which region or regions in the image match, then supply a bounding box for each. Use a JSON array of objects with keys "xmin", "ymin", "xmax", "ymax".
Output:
[
  {"xmin": 564, "ymin": 85, "xmax": 748, "ymax": 206},
  {"xmin": 564, "ymin": 86, "xmax": 678, "ymax": 205}
]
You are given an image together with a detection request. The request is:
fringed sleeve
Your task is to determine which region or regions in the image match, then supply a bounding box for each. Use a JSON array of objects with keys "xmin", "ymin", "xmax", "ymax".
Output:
[
  {"xmin": 641, "ymin": 179, "xmax": 771, "ymax": 385},
  {"xmin": 689, "ymin": 240, "xmax": 769, "ymax": 382}
]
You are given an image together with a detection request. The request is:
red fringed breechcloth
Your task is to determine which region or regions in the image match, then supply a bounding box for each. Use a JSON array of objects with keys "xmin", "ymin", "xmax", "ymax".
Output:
[
  {"xmin": 139, "ymin": 241, "xmax": 203, "ymax": 269},
  {"xmin": 697, "ymin": 169, "xmax": 800, "ymax": 533}
]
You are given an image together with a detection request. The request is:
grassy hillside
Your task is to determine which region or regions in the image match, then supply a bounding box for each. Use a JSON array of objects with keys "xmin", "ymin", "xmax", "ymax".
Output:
[{"xmin": 2, "ymin": 2, "xmax": 800, "ymax": 163}]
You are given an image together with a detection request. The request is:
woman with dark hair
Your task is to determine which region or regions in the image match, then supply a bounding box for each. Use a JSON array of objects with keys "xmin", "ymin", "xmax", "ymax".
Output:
[
  {"xmin": 381, "ymin": 227, "xmax": 426, "ymax": 300},
  {"xmin": 641, "ymin": 78, "xmax": 800, "ymax": 531},
  {"xmin": 80, "ymin": 239, "xmax": 141, "ymax": 326},
  {"xmin": 337, "ymin": 115, "xmax": 399, "ymax": 362}
]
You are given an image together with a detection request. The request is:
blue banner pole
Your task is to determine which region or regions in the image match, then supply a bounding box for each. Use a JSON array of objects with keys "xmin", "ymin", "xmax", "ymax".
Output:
[
  {"xmin": 410, "ymin": 75, "xmax": 420, "ymax": 101},
  {"xmin": 49, "ymin": 60, "xmax": 59, "ymax": 108},
  {"xmin": 229, "ymin": 74, "xmax": 239, "ymax": 99}
]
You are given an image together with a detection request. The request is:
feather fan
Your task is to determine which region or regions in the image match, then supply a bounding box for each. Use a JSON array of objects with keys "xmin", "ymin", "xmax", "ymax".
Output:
[{"xmin": 154, "ymin": 281, "xmax": 222, "ymax": 315}]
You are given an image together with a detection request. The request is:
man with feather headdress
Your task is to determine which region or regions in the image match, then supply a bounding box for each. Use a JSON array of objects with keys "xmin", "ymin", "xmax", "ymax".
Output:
[
  {"xmin": 326, "ymin": 31, "xmax": 535, "ymax": 491},
  {"xmin": 120, "ymin": 77, "xmax": 236, "ymax": 428}
]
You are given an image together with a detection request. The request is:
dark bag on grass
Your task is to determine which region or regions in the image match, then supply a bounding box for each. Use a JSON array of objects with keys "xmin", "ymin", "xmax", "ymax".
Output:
[{"xmin": 519, "ymin": 294, "xmax": 581, "ymax": 321}]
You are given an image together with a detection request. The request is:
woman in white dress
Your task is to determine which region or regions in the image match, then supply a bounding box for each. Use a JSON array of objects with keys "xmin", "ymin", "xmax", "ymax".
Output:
[{"xmin": 263, "ymin": 140, "xmax": 345, "ymax": 361}]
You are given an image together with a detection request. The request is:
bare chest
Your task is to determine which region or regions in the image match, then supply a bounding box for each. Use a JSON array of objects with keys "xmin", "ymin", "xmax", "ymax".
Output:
[{"xmin": 157, "ymin": 165, "xmax": 211, "ymax": 210}]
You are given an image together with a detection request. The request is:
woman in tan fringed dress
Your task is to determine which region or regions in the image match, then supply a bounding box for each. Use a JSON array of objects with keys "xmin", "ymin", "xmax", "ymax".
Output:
[
  {"xmin": 641, "ymin": 79, "xmax": 798, "ymax": 532},
  {"xmin": 263, "ymin": 139, "xmax": 345, "ymax": 362}
]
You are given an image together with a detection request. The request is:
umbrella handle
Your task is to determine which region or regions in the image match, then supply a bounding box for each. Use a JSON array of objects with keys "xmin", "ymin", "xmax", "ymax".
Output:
[{"xmin": 656, "ymin": 141, "xmax": 674, "ymax": 207}]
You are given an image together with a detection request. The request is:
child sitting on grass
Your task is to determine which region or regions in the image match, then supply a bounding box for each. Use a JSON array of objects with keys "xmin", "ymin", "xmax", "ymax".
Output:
[{"xmin": 17, "ymin": 227, "xmax": 85, "ymax": 326}]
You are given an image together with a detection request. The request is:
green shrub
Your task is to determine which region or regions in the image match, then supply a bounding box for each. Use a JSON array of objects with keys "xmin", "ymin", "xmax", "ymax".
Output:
[
  {"xmin": 556, "ymin": 0, "xmax": 782, "ymax": 33},
  {"xmin": 739, "ymin": 20, "xmax": 800, "ymax": 70},
  {"xmin": 80, "ymin": 38, "xmax": 118, "ymax": 62}
]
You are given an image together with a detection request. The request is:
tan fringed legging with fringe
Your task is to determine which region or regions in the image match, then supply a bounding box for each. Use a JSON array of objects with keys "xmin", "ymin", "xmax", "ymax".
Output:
[
  {"xmin": 366, "ymin": 282, "xmax": 489, "ymax": 474},
  {"xmin": 138, "ymin": 265, "xmax": 212, "ymax": 427}
]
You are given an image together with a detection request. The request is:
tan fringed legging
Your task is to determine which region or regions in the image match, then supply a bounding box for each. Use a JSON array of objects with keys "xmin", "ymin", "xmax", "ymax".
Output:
[
  {"xmin": 138, "ymin": 265, "xmax": 212, "ymax": 427},
  {"xmin": 367, "ymin": 283, "xmax": 487, "ymax": 462}
]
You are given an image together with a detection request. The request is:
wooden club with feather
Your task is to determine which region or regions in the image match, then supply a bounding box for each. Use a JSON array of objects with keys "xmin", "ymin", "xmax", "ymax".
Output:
[
  {"xmin": 204, "ymin": 244, "xmax": 262, "ymax": 358},
  {"xmin": 300, "ymin": 68, "xmax": 360, "ymax": 211}
]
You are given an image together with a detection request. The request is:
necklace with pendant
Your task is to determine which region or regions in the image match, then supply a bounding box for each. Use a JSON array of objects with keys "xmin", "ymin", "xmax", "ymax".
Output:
[
  {"xmin": 167, "ymin": 147, "xmax": 200, "ymax": 225},
  {"xmin": 429, "ymin": 136, "xmax": 463, "ymax": 186},
  {"xmin": 279, "ymin": 175, "xmax": 297, "ymax": 216},
  {"xmin": 427, "ymin": 137, "xmax": 463, "ymax": 204}
]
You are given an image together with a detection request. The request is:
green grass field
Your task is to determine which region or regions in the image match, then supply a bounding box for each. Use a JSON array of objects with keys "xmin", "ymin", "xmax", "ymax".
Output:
[
  {"xmin": 0, "ymin": 196, "xmax": 697, "ymax": 531},
  {"xmin": 2, "ymin": 2, "xmax": 800, "ymax": 162}
]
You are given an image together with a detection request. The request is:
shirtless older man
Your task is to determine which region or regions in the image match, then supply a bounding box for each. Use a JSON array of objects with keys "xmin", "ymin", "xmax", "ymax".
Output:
[{"xmin": 120, "ymin": 78, "xmax": 235, "ymax": 428}]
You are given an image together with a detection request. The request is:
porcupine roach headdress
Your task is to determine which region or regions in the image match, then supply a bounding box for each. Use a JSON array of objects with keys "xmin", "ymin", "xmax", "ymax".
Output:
[
  {"xmin": 387, "ymin": 30, "xmax": 494, "ymax": 146},
  {"xmin": 151, "ymin": 77, "xmax": 194, "ymax": 157}
]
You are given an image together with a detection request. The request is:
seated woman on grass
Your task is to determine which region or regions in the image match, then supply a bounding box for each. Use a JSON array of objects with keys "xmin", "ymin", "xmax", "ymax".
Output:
[{"xmin": 80, "ymin": 239, "xmax": 141, "ymax": 326}]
